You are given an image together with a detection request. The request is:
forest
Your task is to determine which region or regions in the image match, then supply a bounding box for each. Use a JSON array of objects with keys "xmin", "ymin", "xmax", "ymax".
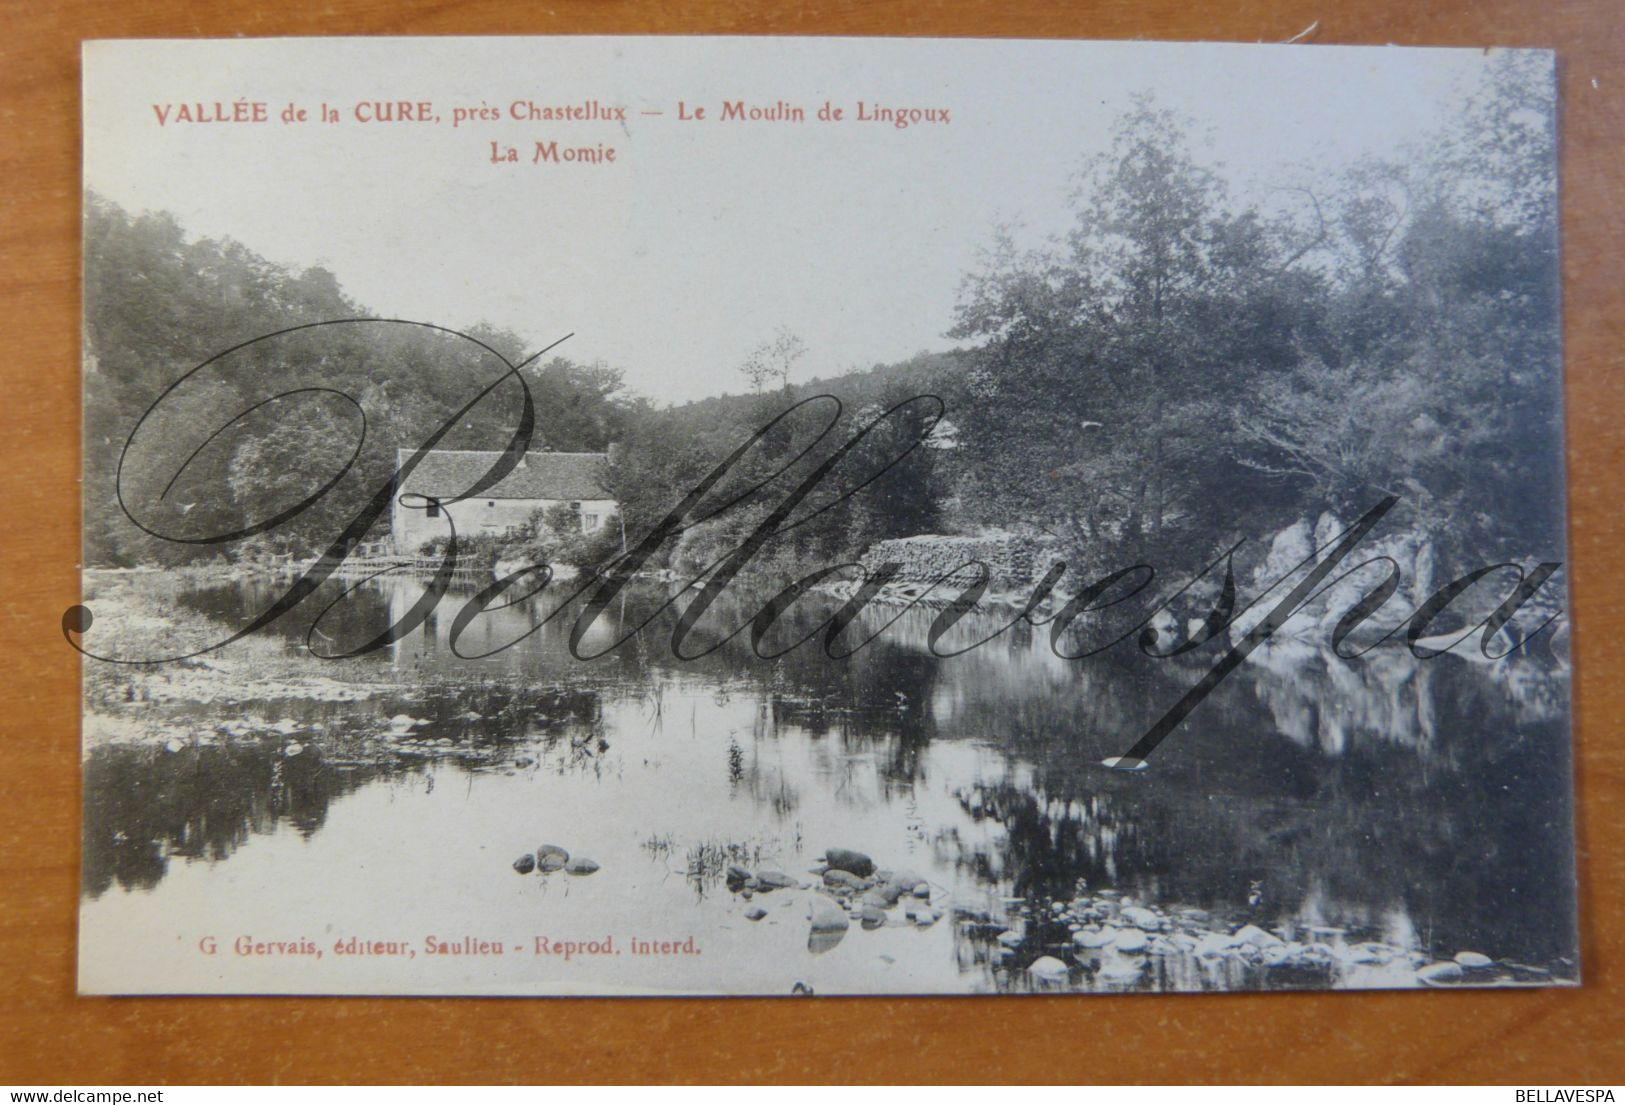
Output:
[{"xmin": 83, "ymin": 54, "xmax": 1561, "ymax": 592}]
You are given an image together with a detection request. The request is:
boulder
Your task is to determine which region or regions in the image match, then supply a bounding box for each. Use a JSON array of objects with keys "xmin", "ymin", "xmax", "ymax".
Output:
[
  {"xmin": 875, "ymin": 881, "xmax": 906, "ymax": 905},
  {"xmin": 1229, "ymin": 924, "xmax": 1283, "ymax": 949},
  {"xmin": 537, "ymin": 844, "xmax": 570, "ymax": 862},
  {"xmin": 859, "ymin": 907, "xmax": 887, "ymax": 929},
  {"xmin": 536, "ymin": 852, "xmax": 567, "ymax": 873},
  {"xmin": 889, "ymin": 869, "xmax": 926, "ymax": 893},
  {"xmin": 1119, "ymin": 906, "xmax": 1160, "ymax": 930},
  {"xmin": 564, "ymin": 857, "xmax": 600, "ymax": 876},
  {"xmin": 745, "ymin": 907, "xmax": 767, "ymax": 922},
  {"xmin": 824, "ymin": 870, "xmax": 870, "ymax": 892},
  {"xmin": 1417, "ymin": 961, "xmax": 1465, "ymax": 984},
  {"xmin": 911, "ymin": 882, "xmax": 932, "ymax": 899},
  {"xmin": 754, "ymin": 870, "xmax": 798, "ymax": 891},
  {"xmin": 512, "ymin": 854, "xmax": 536, "ymax": 875},
  {"xmin": 1113, "ymin": 928, "xmax": 1150, "ymax": 954},
  {"xmin": 1028, "ymin": 956, "xmax": 1070, "ymax": 983},
  {"xmin": 1074, "ymin": 928, "xmax": 1113, "ymax": 949},
  {"xmin": 808, "ymin": 895, "xmax": 851, "ymax": 934},
  {"xmin": 726, "ymin": 864, "xmax": 753, "ymax": 883},
  {"xmin": 1098, "ymin": 960, "xmax": 1146, "ymax": 985},
  {"xmin": 1454, "ymin": 951, "xmax": 1494, "ymax": 969},
  {"xmin": 823, "ymin": 848, "xmax": 876, "ymax": 878}
]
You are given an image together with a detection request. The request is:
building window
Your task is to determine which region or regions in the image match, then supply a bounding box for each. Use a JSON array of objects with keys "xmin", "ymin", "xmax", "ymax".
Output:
[
  {"xmin": 487, "ymin": 501, "xmax": 495, "ymax": 508},
  {"xmin": 583, "ymin": 513, "xmax": 600, "ymax": 530}
]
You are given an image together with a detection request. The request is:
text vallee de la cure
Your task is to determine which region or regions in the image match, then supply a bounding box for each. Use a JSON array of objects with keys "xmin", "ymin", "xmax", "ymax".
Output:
[
  {"xmin": 148, "ymin": 97, "xmax": 951, "ymax": 166},
  {"xmin": 66, "ymin": 320, "xmax": 1565, "ymax": 771}
]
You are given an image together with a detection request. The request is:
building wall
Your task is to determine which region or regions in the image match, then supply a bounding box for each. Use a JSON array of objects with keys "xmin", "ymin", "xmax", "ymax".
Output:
[{"xmin": 392, "ymin": 496, "xmax": 617, "ymax": 552}]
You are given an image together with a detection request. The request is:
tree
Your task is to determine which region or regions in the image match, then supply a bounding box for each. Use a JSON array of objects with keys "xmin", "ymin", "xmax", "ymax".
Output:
[
  {"xmin": 1228, "ymin": 54, "xmax": 1561, "ymax": 560},
  {"xmin": 738, "ymin": 327, "xmax": 807, "ymax": 392},
  {"xmin": 951, "ymin": 98, "xmax": 1303, "ymax": 566}
]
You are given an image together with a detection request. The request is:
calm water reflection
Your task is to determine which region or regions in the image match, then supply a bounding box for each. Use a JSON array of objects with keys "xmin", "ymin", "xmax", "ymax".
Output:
[{"xmin": 80, "ymin": 574, "xmax": 1576, "ymax": 994}]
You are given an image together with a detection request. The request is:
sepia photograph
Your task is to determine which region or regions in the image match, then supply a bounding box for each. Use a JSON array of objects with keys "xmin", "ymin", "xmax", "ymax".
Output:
[{"xmin": 73, "ymin": 36, "xmax": 1574, "ymax": 998}]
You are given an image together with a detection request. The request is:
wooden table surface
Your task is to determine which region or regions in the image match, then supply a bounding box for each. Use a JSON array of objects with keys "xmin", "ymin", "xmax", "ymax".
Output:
[{"xmin": 3, "ymin": 0, "xmax": 1622, "ymax": 1086}]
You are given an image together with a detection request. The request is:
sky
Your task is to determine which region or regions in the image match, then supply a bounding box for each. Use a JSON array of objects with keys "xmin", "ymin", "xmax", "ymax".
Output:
[{"xmin": 82, "ymin": 37, "xmax": 1533, "ymax": 404}]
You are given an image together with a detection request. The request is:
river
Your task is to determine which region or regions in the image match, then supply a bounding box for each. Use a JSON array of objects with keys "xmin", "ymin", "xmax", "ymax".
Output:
[{"xmin": 78, "ymin": 572, "xmax": 1578, "ymax": 995}]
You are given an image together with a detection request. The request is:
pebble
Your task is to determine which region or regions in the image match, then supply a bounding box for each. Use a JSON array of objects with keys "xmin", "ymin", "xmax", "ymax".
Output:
[
  {"xmin": 745, "ymin": 907, "xmax": 767, "ymax": 922},
  {"xmin": 512, "ymin": 854, "xmax": 535, "ymax": 875},
  {"xmin": 1454, "ymin": 951, "xmax": 1494, "ymax": 969},
  {"xmin": 564, "ymin": 857, "xmax": 600, "ymax": 876}
]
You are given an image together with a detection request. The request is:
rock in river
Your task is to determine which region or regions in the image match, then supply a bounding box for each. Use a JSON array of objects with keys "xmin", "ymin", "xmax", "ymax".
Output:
[
  {"xmin": 1454, "ymin": 951, "xmax": 1494, "ymax": 969},
  {"xmin": 808, "ymin": 895, "xmax": 850, "ymax": 954},
  {"xmin": 1113, "ymin": 928, "xmax": 1151, "ymax": 954},
  {"xmin": 537, "ymin": 853, "xmax": 567, "ymax": 873},
  {"xmin": 1119, "ymin": 906, "xmax": 1160, "ymax": 930},
  {"xmin": 808, "ymin": 895, "xmax": 850, "ymax": 934},
  {"xmin": 1229, "ymin": 924, "xmax": 1283, "ymax": 949},
  {"xmin": 537, "ymin": 844, "xmax": 570, "ymax": 863},
  {"xmin": 513, "ymin": 854, "xmax": 536, "ymax": 875},
  {"xmin": 745, "ymin": 907, "xmax": 767, "ymax": 921},
  {"xmin": 824, "ymin": 870, "xmax": 870, "ymax": 892},
  {"xmin": 754, "ymin": 870, "xmax": 798, "ymax": 891},
  {"xmin": 1417, "ymin": 961, "xmax": 1465, "ymax": 984},
  {"xmin": 888, "ymin": 869, "xmax": 925, "ymax": 893},
  {"xmin": 823, "ymin": 848, "xmax": 876, "ymax": 878},
  {"xmin": 1028, "ymin": 956, "xmax": 1070, "ymax": 984},
  {"xmin": 565, "ymin": 857, "xmax": 600, "ymax": 876},
  {"xmin": 861, "ymin": 889, "xmax": 893, "ymax": 911}
]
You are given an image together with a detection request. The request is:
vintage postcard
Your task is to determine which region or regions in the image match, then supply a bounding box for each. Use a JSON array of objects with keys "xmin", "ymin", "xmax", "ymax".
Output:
[{"xmin": 76, "ymin": 36, "xmax": 1575, "ymax": 996}]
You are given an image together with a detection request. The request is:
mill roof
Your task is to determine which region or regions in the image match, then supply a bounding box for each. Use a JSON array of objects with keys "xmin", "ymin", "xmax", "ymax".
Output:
[{"xmin": 395, "ymin": 449, "xmax": 611, "ymax": 501}]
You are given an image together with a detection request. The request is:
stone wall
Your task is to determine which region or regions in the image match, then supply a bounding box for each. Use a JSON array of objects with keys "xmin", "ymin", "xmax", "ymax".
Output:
[{"xmin": 858, "ymin": 532, "xmax": 1063, "ymax": 590}]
